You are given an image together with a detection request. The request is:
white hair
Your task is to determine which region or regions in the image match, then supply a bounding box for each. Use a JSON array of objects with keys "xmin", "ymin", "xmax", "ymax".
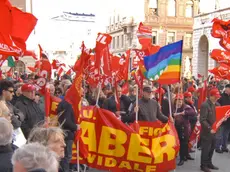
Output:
[
  {"xmin": 0, "ymin": 117, "xmax": 13, "ymax": 146},
  {"xmin": 12, "ymin": 143, "xmax": 59, "ymax": 172}
]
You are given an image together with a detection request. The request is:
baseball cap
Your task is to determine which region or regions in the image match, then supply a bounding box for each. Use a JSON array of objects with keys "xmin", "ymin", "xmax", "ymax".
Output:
[
  {"xmin": 175, "ymin": 93, "xmax": 184, "ymax": 100},
  {"xmin": 188, "ymin": 86, "xmax": 196, "ymax": 93},
  {"xmin": 143, "ymin": 86, "xmax": 152, "ymax": 93},
  {"xmin": 209, "ymin": 88, "xmax": 221, "ymax": 98},
  {"xmin": 21, "ymin": 84, "xmax": 36, "ymax": 92},
  {"xmin": 154, "ymin": 88, "xmax": 165, "ymax": 94},
  {"xmin": 184, "ymin": 91, "xmax": 192, "ymax": 98}
]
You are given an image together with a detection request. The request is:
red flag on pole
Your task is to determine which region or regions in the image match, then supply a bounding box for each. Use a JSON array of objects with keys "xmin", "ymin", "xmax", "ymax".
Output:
[{"xmin": 212, "ymin": 106, "xmax": 230, "ymax": 132}]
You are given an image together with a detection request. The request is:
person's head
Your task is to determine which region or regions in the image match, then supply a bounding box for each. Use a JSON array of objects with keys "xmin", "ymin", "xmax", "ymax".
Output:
[
  {"xmin": 55, "ymin": 87, "xmax": 63, "ymax": 97},
  {"xmin": 0, "ymin": 79, "xmax": 14, "ymax": 101},
  {"xmin": 21, "ymin": 84, "xmax": 36, "ymax": 100},
  {"xmin": 0, "ymin": 118, "xmax": 13, "ymax": 146},
  {"xmin": 143, "ymin": 86, "xmax": 152, "ymax": 100},
  {"xmin": 129, "ymin": 86, "xmax": 135, "ymax": 96},
  {"xmin": 34, "ymin": 93, "xmax": 41, "ymax": 104},
  {"xmin": 112, "ymin": 85, "xmax": 122, "ymax": 98},
  {"xmin": 48, "ymin": 84, "xmax": 55, "ymax": 96},
  {"xmin": 28, "ymin": 127, "xmax": 66, "ymax": 158},
  {"xmin": 225, "ymin": 84, "xmax": 230, "ymax": 95},
  {"xmin": 15, "ymin": 85, "xmax": 22, "ymax": 97},
  {"xmin": 102, "ymin": 86, "xmax": 112, "ymax": 96},
  {"xmin": 0, "ymin": 101, "xmax": 12, "ymax": 122},
  {"xmin": 12, "ymin": 143, "xmax": 59, "ymax": 172},
  {"xmin": 209, "ymin": 88, "xmax": 221, "ymax": 103},
  {"xmin": 174, "ymin": 94, "xmax": 184, "ymax": 108},
  {"xmin": 184, "ymin": 91, "xmax": 193, "ymax": 103}
]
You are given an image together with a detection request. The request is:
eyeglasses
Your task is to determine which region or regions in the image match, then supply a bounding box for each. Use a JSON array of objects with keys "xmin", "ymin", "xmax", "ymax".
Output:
[{"xmin": 7, "ymin": 90, "xmax": 14, "ymax": 94}]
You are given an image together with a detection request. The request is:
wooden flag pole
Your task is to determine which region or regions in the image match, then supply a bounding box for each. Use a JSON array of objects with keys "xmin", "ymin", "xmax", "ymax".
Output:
[
  {"xmin": 96, "ymin": 83, "xmax": 101, "ymax": 107},
  {"xmin": 135, "ymin": 85, "xmax": 139, "ymax": 122},
  {"xmin": 167, "ymin": 85, "xmax": 173, "ymax": 118}
]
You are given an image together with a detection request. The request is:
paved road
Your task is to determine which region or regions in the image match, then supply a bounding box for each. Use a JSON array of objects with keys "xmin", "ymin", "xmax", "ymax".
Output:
[{"xmin": 85, "ymin": 147, "xmax": 230, "ymax": 172}]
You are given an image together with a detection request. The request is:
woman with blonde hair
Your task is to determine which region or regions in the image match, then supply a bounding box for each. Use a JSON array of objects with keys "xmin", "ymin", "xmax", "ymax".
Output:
[{"xmin": 28, "ymin": 127, "xmax": 66, "ymax": 159}]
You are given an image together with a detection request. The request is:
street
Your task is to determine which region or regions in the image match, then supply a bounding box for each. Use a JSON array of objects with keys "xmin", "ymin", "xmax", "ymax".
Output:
[{"xmin": 86, "ymin": 148, "xmax": 230, "ymax": 172}]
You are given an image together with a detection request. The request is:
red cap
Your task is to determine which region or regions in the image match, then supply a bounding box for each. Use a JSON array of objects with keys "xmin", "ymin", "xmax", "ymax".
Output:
[
  {"xmin": 209, "ymin": 88, "xmax": 221, "ymax": 98},
  {"xmin": 184, "ymin": 91, "xmax": 192, "ymax": 98},
  {"xmin": 154, "ymin": 88, "xmax": 165, "ymax": 94},
  {"xmin": 21, "ymin": 84, "xmax": 36, "ymax": 92},
  {"xmin": 188, "ymin": 86, "xmax": 196, "ymax": 93},
  {"xmin": 175, "ymin": 93, "xmax": 184, "ymax": 100}
]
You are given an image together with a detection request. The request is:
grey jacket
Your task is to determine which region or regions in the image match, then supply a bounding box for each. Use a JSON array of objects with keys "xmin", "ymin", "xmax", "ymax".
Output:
[{"xmin": 200, "ymin": 99, "xmax": 217, "ymax": 137}]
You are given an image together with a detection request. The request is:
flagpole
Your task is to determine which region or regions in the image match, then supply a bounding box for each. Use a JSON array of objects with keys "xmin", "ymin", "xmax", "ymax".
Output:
[
  {"xmin": 96, "ymin": 83, "xmax": 101, "ymax": 107},
  {"xmin": 135, "ymin": 85, "xmax": 139, "ymax": 122},
  {"xmin": 77, "ymin": 139, "xmax": 80, "ymax": 172},
  {"xmin": 167, "ymin": 85, "xmax": 173, "ymax": 117}
]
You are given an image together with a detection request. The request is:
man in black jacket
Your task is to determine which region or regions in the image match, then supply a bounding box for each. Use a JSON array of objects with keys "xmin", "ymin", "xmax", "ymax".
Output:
[
  {"xmin": 216, "ymin": 84, "xmax": 230, "ymax": 153},
  {"xmin": 0, "ymin": 80, "xmax": 24, "ymax": 129},
  {"xmin": 57, "ymin": 98, "xmax": 77, "ymax": 172},
  {"xmin": 15, "ymin": 84, "xmax": 44, "ymax": 138}
]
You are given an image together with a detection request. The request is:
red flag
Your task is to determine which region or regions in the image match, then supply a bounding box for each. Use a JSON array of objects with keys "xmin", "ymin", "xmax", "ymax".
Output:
[
  {"xmin": 198, "ymin": 80, "xmax": 207, "ymax": 110},
  {"xmin": 44, "ymin": 87, "xmax": 51, "ymax": 117},
  {"xmin": 211, "ymin": 49, "xmax": 230, "ymax": 66},
  {"xmin": 137, "ymin": 22, "xmax": 152, "ymax": 49},
  {"xmin": 209, "ymin": 64, "xmax": 230, "ymax": 79},
  {"xmin": 0, "ymin": 70, "xmax": 2, "ymax": 80},
  {"xmin": 11, "ymin": 6, "xmax": 37, "ymax": 42},
  {"xmin": 24, "ymin": 50, "xmax": 37, "ymax": 60},
  {"xmin": 65, "ymin": 73, "xmax": 83, "ymax": 121},
  {"xmin": 7, "ymin": 67, "xmax": 13, "ymax": 77},
  {"xmin": 197, "ymin": 73, "xmax": 203, "ymax": 78},
  {"xmin": 122, "ymin": 82, "xmax": 129, "ymax": 95},
  {"xmin": 212, "ymin": 106, "xmax": 230, "ymax": 132},
  {"xmin": 40, "ymin": 59, "xmax": 52, "ymax": 79},
  {"xmin": 114, "ymin": 79, "xmax": 120, "ymax": 112},
  {"xmin": 101, "ymin": 46, "xmax": 112, "ymax": 76},
  {"xmin": 189, "ymin": 121, "xmax": 201, "ymax": 149},
  {"xmin": 66, "ymin": 68, "xmax": 73, "ymax": 76},
  {"xmin": 94, "ymin": 33, "xmax": 112, "ymax": 70},
  {"xmin": 27, "ymin": 66, "xmax": 35, "ymax": 72}
]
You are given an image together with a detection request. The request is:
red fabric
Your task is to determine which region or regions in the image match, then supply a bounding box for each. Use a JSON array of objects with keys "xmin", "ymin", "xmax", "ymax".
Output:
[
  {"xmin": 11, "ymin": 6, "xmax": 37, "ymax": 41},
  {"xmin": 27, "ymin": 66, "xmax": 35, "ymax": 72},
  {"xmin": 24, "ymin": 50, "xmax": 37, "ymax": 60},
  {"xmin": 121, "ymin": 82, "xmax": 129, "ymax": 95},
  {"xmin": 198, "ymin": 80, "xmax": 207, "ymax": 110},
  {"xmin": 114, "ymin": 79, "xmax": 120, "ymax": 111},
  {"xmin": 0, "ymin": 0, "xmax": 12, "ymax": 35},
  {"xmin": 52, "ymin": 59, "xmax": 62, "ymax": 69},
  {"xmin": 94, "ymin": 33, "xmax": 112, "ymax": 71},
  {"xmin": 209, "ymin": 88, "xmax": 221, "ymax": 98},
  {"xmin": 44, "ymin": 87, "xmax": 51, "ymax": 117},
  {"xmin": 111, "ymin": 55, "xmax": 121, "ymax": 73},
  {"xmin": 188, "ymin": 86, "xmax": 196, "ymax": 92},
  {"xmin": 39, "ymin": 59, "xmax": 52, "ymax": 80},
  {"xmin": 6, "ymin": 67, "xmax": 12, "ymax": 77},
  {"xmin": 189, "ymin": 121, "xmax": 201, "ymax": 149},
  {"xmin": 209, "ymin": 63, "xmax": 230, "ymax": 79},
  {"xmin": 210, "ymin": 49, "xmax": 230, "ymax": 66},
  {"xmin": 65, "ymin": 73, "xmax": 82, "ymax": 121},
  {"xmin": 101, "ymin": 46, "xmax": 112, "ymax": 76},
  {"xmin": 175, "ymin": 93, "xmax": 184, "ymax": 100},
  {"xmin": 184, "ymin": 91, "xmax": 192, "ymax": 98},
  {"xmin": 131, "ymin": 49, "xmax": 145, "ymax": 69},
  {"xmin": 212, "ymin": 106, "xmax": 230, "ymax": 132},
  {"xmin": 137, "ymin": 22, "xmax": 153, "ymax": 50},
  {"xmin": 197, "ymin": 74, "xmax": 203, "ymax": 78},
  {"xmin": 0, "ymin": 70, "xmax": 2, "ymax": 80}
]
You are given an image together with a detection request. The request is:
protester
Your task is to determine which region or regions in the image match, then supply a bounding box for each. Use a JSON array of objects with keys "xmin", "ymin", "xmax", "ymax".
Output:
[
  {"xmin": 154, "ymin": 87, "xmax": 170, "ymax": 117},
  {"xmin": 173, "ymin": 93, "xmax": 194, "ymax": 166},
  {"xmin": 11, "ymin": 84, "xmax": 22, "ymax": 105},
  {"xmin": 128, "ymin": 85, "xmax": 137, "ymax": 103},
  {"xmin": 215, "ymin": 84, "xmax": 230, "ymax": 153},
  {"xmin": 200, "ymin": 88, "xmax": 220, "ymax": 172},
  {"xmin": 103, "ymin": 85, "xmax": 131, "ymax": 119},
  {"xmin": 57, "ymin": 87, "xmax": 78, "ymax": 172},
  {"xmin": 12, "ymin": 142, "xmax": 59, "ymax": 172},
  {"xmin": 0, "ymin": 118, "xmax": 14, "ymax": 172},
  {"xmin": 0, "ymin": 79, "xmax": 24, "ymax": 129},
  {"xmin": 15, "ymin": 83, "xmax": 44, "ymax": 138},
  {"xmin": 28, "ymin": 127, "xmax": 66, "ymax": 159}
]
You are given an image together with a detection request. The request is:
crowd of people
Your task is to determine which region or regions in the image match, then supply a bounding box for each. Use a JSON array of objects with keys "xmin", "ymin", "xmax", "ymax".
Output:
[{"xmin": 0, "ymin": 71, "xmax": 229, "ymax": 172}]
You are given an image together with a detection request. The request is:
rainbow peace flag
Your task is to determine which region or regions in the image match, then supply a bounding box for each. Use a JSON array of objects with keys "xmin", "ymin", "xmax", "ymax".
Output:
[{"xmin": 144, "ymin": 40, "xmax": 183, "ymax": 84}]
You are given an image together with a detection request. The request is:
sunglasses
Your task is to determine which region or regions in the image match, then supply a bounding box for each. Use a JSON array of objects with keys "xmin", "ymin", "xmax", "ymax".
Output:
[{"xmin": 7, "ymin": 90, "xmax": 14, "ymax": 93}]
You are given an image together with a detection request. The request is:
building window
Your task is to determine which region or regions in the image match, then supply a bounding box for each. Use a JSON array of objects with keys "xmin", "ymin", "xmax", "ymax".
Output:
[
  {"xmin": 149, "ymin": 0, "xmax": 158, "ymax": 15},
  {"xmin": 152, "ymin": 31, "xmax": 157, "ymax": 44},
  {"xmin": 14, "ymin": 60, "xmax": 25, "ymax": 73},
  {"xmin": 186, "ymin": 0, "xmax": 193, "ymax": 17},
  {"xmin": 167, "ymin": 32, "xmax": 176, "ymax": 44},
  {"xmin": 121, "ymin": 35, "xmax": 124, "ymax": 48},
  {"xmin": 113, "ymin": 37, "xmax": 115, "ymax": 49},
  {"xmin": 167, "ymin": 0, "xmax": 176, "ymax": 17},
  {"xmin": 185, "ymin": 33, "xmax": 193, "ymax": 48},
  {"xmin": 116, "ymin": 36, "xmax": 119, "ymax": 49}
]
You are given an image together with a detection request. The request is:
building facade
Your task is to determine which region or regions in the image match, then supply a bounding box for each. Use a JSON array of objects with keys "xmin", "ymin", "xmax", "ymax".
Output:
[
  {"xmin": 193, "ymin": 0, "xmax": 230, "ymax": 78},
  {"xmin": 107, "ymin": 0, "xmax": 199, "ymax": 78}
]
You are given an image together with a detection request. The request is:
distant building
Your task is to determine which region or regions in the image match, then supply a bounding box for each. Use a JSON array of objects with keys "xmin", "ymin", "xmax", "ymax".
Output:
[
  {"xmin": 193, "ymin": 0, "xmax": 230, "ymax": 77},
  {"xmin": 107, "ymin": 0, "xmax": 199, "ymax": 78}
]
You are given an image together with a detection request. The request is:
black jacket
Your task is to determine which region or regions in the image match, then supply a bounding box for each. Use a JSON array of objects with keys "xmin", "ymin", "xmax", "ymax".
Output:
[
  {"xmin": 6, "ymin": 101, "xmax": 25, "ymax": 129},
  {"xmin": 0, "ymin": 144, "xmax": 13, "ymax": 172},
  {"xmin": 57, "ymin": 100, "xmax": 77, "ymax": 140},
  {"xmin": 217, "ymin": 92, "xmax": 230, "ymax": 125},
  {"xmin": 102, "ymin": 95, "xmax": 131, "ymax": 114},
  {"xmin": 15, "ymin": 95, "xmax": 44, "ymax": 139}
]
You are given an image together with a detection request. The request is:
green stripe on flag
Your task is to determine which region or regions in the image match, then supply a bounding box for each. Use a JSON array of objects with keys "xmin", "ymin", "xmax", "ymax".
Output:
[
  {"xmin": 7, "ymin": 56, "xmax": 15, "ymax": 67},
  {"xmin": 168, "ymin": 58, "xmax": 181, "ymax": 65}
]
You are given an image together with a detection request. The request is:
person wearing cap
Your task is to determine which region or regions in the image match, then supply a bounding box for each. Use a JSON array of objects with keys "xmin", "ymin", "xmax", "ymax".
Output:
[
  {"xmin": 215, "ymin": 84, "xmax": 230, "ymax": 153},
  {"xmin": 123, "ymin": 86, "xmax": 170, "ymax": 123},
  {"xmin": 200, "ymin": 88, "xmax": 220, "ymax": 172},
  {"xmin": 15, "ymin": 84, "xmax": 44, "ymax": 139},
  {"xmin": 173, "ymin": 94, "xmax": 195, "ymax": 166},
  {"xmin": 184, "ymin": 91, "xmax": 198, "ymax": 133}
]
